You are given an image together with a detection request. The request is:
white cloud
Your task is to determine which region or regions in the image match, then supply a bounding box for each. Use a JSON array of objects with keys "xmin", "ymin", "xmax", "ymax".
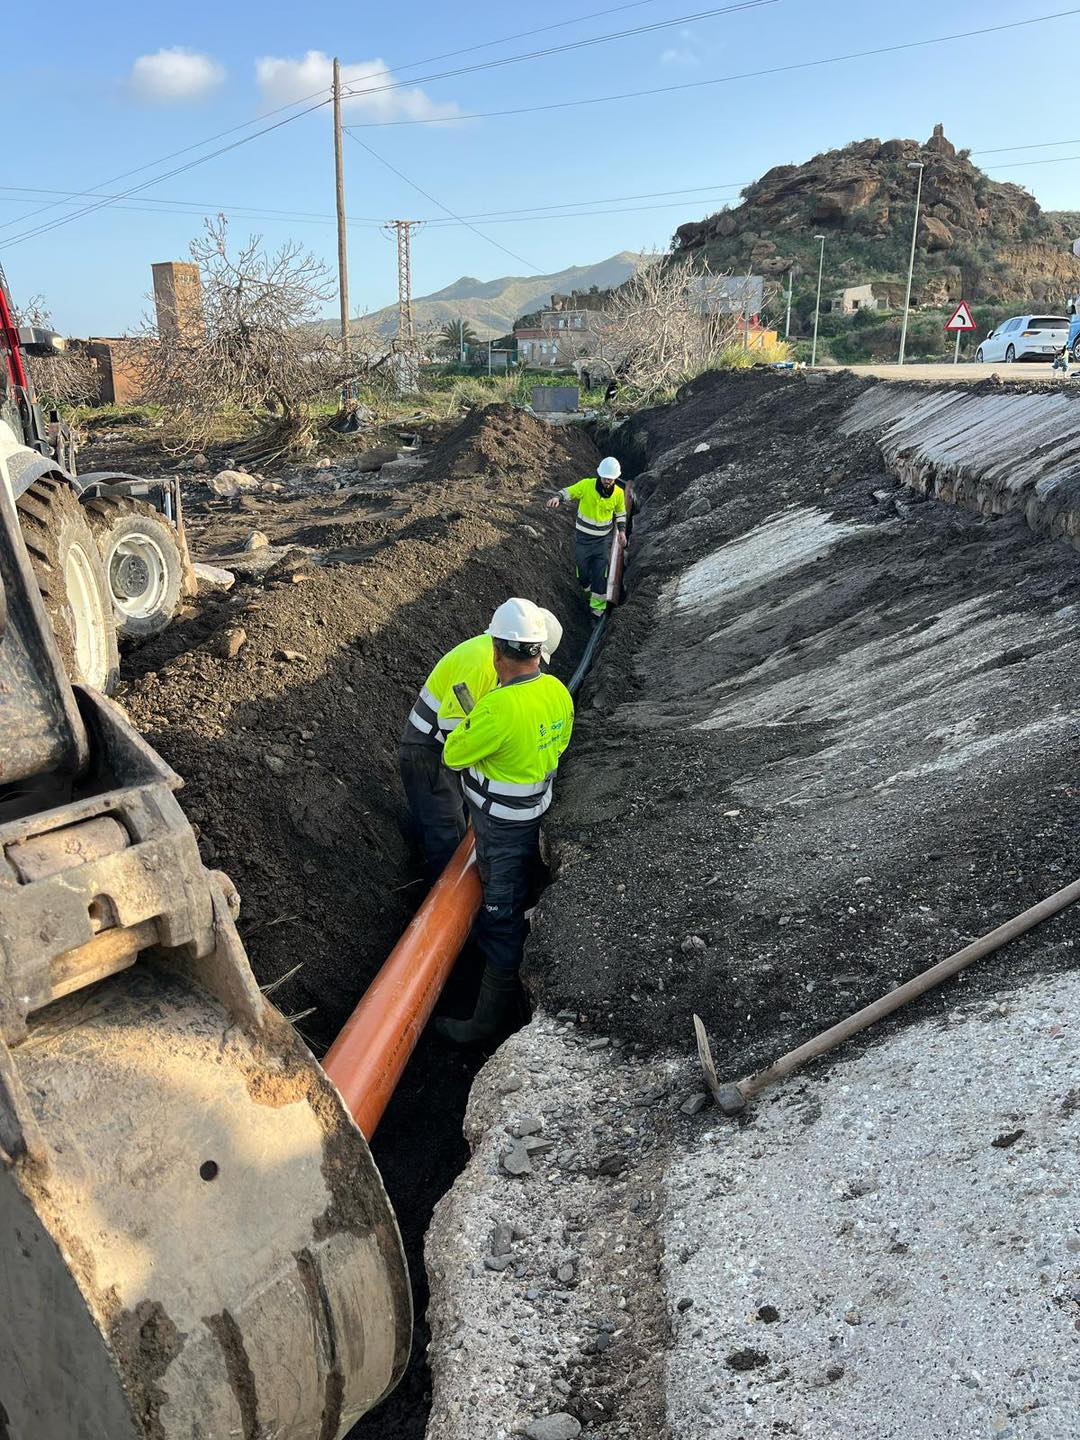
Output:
[
  {"xmin": 661, "ymin": 31, "xmax": 701, "ymax": 67},
  {"xmin": 255, "ymin": 50, "xmax": 460, "ymax": 123},
  {"xmin": 131, "ymin": 48, "xmax": 225, "ymax": 103}
]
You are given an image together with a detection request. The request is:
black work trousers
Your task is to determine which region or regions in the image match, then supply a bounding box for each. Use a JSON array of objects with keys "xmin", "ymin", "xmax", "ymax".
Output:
[
  {"xmin": 574, "ymin": 534, "xmax": 610, "ymax": 615},
  {"xmin": 469, "ymin": 800, "xmax": 542, "ymax": 975},
  {"xmin": 399, "ymin": 736, "xmax": 467, "ymax": 883}
]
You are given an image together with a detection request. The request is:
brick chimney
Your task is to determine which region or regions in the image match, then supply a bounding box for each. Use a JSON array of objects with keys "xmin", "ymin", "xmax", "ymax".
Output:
[{"xmin": 152, "ymin": 261, "xmax": 205, "ymax": 343}]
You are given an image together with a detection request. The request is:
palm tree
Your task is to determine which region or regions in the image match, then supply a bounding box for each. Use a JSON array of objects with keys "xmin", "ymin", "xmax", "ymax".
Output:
[{"xmin": 440, "ymin": 318, "xmax": 479, "ymax": 357}]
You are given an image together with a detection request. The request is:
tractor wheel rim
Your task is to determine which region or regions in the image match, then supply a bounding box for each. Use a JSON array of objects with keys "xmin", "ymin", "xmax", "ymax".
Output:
[
  {"xmin": 109, "ymin": 534, "xmax": 168, "ymax": 620},
  {"xmin": 64, "ymin": 541, "xmax": 109, "ymax": 684}
]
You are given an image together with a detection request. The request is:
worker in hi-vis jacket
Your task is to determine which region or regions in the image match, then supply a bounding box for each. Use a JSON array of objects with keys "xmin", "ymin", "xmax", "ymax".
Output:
[
  {"xmin": 547, "ymin": 456, "xmax": 627, "ymax": 618},
  {"xmin": 435, "ymin": 598, "xmax": 574, "ymax": 1044},
  {"xmin": 399, "ymin": 599, "xmax": 562, "ymax": 884}
]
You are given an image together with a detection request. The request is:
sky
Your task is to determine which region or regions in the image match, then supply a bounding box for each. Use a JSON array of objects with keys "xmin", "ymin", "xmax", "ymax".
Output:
[{"xmin": 5, "ymin": 0, "xmax": 1080, "ymax": 334}]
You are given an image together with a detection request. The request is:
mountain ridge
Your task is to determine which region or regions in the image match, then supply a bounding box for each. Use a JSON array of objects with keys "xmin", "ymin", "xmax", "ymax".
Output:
[{"xmin": 342, "ymin": 251, "xmax": 643, "ymax": 339}]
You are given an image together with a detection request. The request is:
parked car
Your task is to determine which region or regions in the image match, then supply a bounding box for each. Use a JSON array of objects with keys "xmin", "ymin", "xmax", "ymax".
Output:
[{"xmin": 974, "ymin": 315, "xmax": 1070, "ymax": 363}]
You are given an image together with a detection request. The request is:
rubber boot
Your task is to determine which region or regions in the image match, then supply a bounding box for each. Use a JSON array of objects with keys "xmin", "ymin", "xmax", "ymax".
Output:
[{"xmin": 436, "ymin": 965, "xmax": 520, "ymax": 1045}]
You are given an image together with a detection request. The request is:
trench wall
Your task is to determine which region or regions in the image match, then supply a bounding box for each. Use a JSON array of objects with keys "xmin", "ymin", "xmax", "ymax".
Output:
[{"xmin": 841, "ymin": 383, "xmax": 1080, "ymax": 544}]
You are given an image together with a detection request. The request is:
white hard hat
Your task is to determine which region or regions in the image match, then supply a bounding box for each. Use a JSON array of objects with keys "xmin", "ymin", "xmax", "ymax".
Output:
[
  {"xmin": 597, "ymin": 456, "xmax": 621, "ymax": 480},
  {"xmin": 487, "ymin": 597, "xmax": 548, "ymax": 649},
  {"xmin": 538, "ymin": 608, "xmax": 563, "ymax": 663}
]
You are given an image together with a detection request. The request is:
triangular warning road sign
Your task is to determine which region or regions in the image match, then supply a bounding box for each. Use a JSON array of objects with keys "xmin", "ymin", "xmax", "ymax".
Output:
[{"xmin": 945, "ymin": 301, "xmax": 976, "ymax": 332}]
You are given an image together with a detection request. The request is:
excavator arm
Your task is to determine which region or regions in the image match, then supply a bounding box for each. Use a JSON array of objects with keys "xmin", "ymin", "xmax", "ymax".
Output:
[{"xmin": 0, "ymin": 427, "xmax": 410, "ymax": 1435}]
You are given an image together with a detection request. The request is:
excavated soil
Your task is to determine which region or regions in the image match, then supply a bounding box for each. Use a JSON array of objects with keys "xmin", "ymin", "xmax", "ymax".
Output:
[
  {"xmin": 532, "ymin": 369, "xmax": 1080, "ymax": 1073},
  {"xmin": 111, "ymin": 403, "xmax": 597, "ymax": 1440},
  {"xmin": 120, "ymin": 404, "xmax": 596, "ymax": 1040}
]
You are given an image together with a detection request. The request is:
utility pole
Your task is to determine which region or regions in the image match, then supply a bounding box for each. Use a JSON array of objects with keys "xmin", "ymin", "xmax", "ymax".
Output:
[
  {"xmin": 811, "ymin": 235, "xmax": 826, "ymax": 367},
  {"xmin": 386, "ymin": 220, "xmax": 418, "ymax": 347},
  {"xmin": 898, "ymin": 161, "xmax": 925, "ymax": 367},
  {"xmin": 332, "ymin": 58, "xmax": 351, "ymax": 370},
  {"xmin": 784, "ymin": 266, "xmax": 794, "ymax": 340}
]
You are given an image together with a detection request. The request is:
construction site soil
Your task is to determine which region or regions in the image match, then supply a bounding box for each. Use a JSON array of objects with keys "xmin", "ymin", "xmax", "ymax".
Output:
[
  {"xmin": 109, "ymin": 403, "xmax": 597, "ymax": 1439},
  {"xmin": 533, "ymin": 368, "xmax": 1080, "ymax": 1077}
]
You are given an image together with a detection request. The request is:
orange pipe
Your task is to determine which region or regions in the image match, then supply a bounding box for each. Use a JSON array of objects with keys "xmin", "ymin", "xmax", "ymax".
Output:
[
  {"xmin": 325, "ymin": 474, "xmax": 632, "ymax": 1137},
  {"xmin": 322, "ymin": 830, "xmax": 482, "ymax": 1139}
]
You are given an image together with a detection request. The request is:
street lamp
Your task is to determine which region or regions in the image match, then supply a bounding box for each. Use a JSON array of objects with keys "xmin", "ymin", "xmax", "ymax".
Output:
[
  {"xmin": 898, "ymin": 161, "xmax": 925, "ymax": 366},
  {"xmin": 811, "ymin": 234, "xmax": 826, "ymax": 367}
]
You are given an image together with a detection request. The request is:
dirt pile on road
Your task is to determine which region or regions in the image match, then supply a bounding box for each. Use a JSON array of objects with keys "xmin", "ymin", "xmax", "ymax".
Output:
[
  {"xmin": 119, "ymin": 404, "xmax": 597, "ymax": 1043},
  {"xmin": 531, "ymin": 369, "xmax": 1080, "ymax": 1074}
]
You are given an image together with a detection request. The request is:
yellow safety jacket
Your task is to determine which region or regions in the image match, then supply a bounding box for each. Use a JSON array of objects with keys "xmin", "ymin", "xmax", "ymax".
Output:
[
  {"xmin": 443, "ymin": 672, "xmax": 574, "ymax": 822},
  {"xmin": 560, "ymin": 477, "xmax": 627, "ymax": 541},
  {"xmin": 407, "ymin": 633, "xmax": 497, "ymax": 745}
]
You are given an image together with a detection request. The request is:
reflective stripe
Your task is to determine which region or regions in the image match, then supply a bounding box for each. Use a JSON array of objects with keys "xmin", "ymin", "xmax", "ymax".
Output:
[
  {"xmin": 467, "ymin": 765, "xmax": 551, "ymax": 798},
  {"xmin": 576, "ymin": 516, "xmax": 611, "ymax": 536},
  {"xmin": 462, "ymin": 766, "xmax": 555, "ymax": 820},
  {"xmin": 408, "ymin": 692, "xmax": 439, "ymax": 737},
  {"xmin": 419, "ymin": 683, "xmax": 441, "ymax": 711},
  {"xmin": 486, "ymin": 790, "xmax": 553, "ymax": 823}
]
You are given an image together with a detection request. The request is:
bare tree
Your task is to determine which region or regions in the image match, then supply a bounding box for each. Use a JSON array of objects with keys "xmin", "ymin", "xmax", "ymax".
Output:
[
  {"xmin": 137, "ymin": 216, "xmax": 356, "ymax": 461},
  {"xmin": 591, "ymin": 257, "xmax": 745, "ymax": 402},
  {"xmin": 12, "ymin": 296, "xmax": 99, "ymax": 408}
]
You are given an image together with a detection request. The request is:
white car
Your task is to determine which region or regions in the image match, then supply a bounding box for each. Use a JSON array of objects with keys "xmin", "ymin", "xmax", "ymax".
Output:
[{"xmin": 974, "ymin": 314, "xmax": 1069, "ymax": 363}]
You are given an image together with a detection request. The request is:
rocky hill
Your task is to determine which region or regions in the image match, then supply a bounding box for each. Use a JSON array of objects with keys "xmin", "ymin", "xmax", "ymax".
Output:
[
  {"xmin": 674, "ymin": 126, "xmax": 1078, "ymax": 311},
  {"xmin": 352, "ymin": 251, "xmax": 642, "ymax": 339}
]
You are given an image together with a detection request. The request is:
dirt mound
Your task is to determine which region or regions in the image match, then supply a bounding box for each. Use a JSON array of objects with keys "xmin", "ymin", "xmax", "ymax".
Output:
[
  {"xmin": 119, "ymin": 405, "xmax": 598, "ymax": 1043},
  {"xmin": 532, "ymin": 370, "xmax": 1080, "ymax": 1069}
]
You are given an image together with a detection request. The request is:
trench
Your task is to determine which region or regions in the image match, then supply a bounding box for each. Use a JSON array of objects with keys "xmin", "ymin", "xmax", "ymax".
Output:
[{"xmin": 343, "ymin": 431, "xmax": 642, "ymax": 1440}]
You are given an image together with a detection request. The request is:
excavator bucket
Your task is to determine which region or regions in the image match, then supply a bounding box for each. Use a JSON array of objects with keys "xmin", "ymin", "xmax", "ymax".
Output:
[{"xmin": 0, "ymin": 454, "xmax": 411, "ymax": 1436}]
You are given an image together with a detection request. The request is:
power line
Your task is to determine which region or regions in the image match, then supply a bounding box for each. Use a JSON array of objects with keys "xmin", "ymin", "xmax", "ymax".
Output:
[
  {"xmin": 345, "ymin": 7, "xmax": 1080, "ymax": 127},
  {"xmin": 0, "ymin": 0, "xmax": 773, "ymax": 251},
  {"xmin": 386, "ymin": 0, "xmax": 674, "ymax": 75},
  {"xmin": 341, "ymin": 0, "xmax": 776, "ymax": 102},
  {"xmin": 984, "ymin": 153, "xmax": 1080, "ymax": 171},
  {"xmin": 3, "ymin": 97, "xmax": 333, "ymax": 248},
  {"xmin": 971, "ymin": 138, "xmax": 1080, "ymax": 156},
  {"xmin": 0, "ymin": 85, "xmax": 335, "ymax": 238},
  {"xmin": 346, "ymin": 132, "xmax": 544, "ymax": 274},
  {"xmin": 0, "ymin": 180, "xmax": 748, "ymax": 228}
]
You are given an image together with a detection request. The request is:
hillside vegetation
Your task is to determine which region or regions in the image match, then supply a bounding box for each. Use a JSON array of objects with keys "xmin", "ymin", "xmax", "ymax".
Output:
[{"xmin": 669, "ymin": 126, "xmax": 1080, "ymax": 361}]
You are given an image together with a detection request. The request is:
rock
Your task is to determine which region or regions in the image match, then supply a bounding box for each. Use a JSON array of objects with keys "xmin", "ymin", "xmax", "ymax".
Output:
[
  {"xmin": 680, "ymin": 1092, "xmax": 709, "ymax": 1116},
  {"xmin": 693, "ymin": 442, "xmax": 711, "ymax": 454},
  {"xmin": 193, "ymin": 562, "xmax": 235, "ymax": 592},
  {"xmin": 511, "ymin": 1115, "xmax": 544, "ymax": 1137},
  {"xmin": 520, "ymin": 524, "xmax": 542, "ymax": 539},
  {"xmin": 583, "ymin": 1330, "xmax": 613, "ymax": 1354},
  {"xmin": 264, "ymin": 754, "xmax": 287, "ymax": 776},
  {"xmin": 208, "ymin": 469, "xmax": 259, "ymax": 498},
  {"xmin": 215, "ymin": 626, "xmax": 247, "ymax": 660},
  {"xmin": 490, "ymin": 1222, "xmax": 514, "ymax": 1256},
  {"xmin": 687, "ymin": 497, "xmax": 712, "ymax": 518},
  {"xmin": 244, "ymin": 530, "xmax": 270, "ymax": 551},
  {"xmin": 191, "ymin": 453, "xmax": 208, "ymax": 470},
  {"xmin": 313, "ymin": 456, "xmax": 333, "ymax": 470},
  {"xmin": 525, "ymin": 1415, "xmax": 581, "ymax": 1440},
  {"xmin": 677, "ymin": 1297, "xmax": 694, "ymax": 1312},
  {"xmin": 482, "ymin": 1253, "xmax": 515, "ymax": 1272},
  {"xmin": 278, "ymin": 649, "xmax": 307, "ymax": 663},
  {"xmin": 355, "ymin": 445, "xmax": 399, "ymax": 473},
  {"xmin": 585, "ymin": 1037, "xmax": 610, "ymax": 1051},
  {"xmin": 681, "ymin": 935, "xmax": 707, "ymax": 953},
  {"xmin": 556, "ymin": 1262, "xmax": 576, "ymax": 1283},
  {"xmin": 919, "ymin": 214, "xmax": 953, "ymax": 253},
  {"xmin": 498, "ymin": 1074, "xmax": 524, "ymax": 1094},
  {"xmin": 501, "ymin": 1140, "xmax": 533, "ymax": 1176}
]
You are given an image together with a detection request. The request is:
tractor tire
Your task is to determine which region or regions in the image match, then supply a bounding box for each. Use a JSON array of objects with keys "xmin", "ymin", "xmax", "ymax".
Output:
[
  {"xmin": 82, "ymin": 494, "xmax": 183, "ymax": 640},
  {"xmin": 16, "ymin": 477, "xmax": 119, "ymax": 692}
]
